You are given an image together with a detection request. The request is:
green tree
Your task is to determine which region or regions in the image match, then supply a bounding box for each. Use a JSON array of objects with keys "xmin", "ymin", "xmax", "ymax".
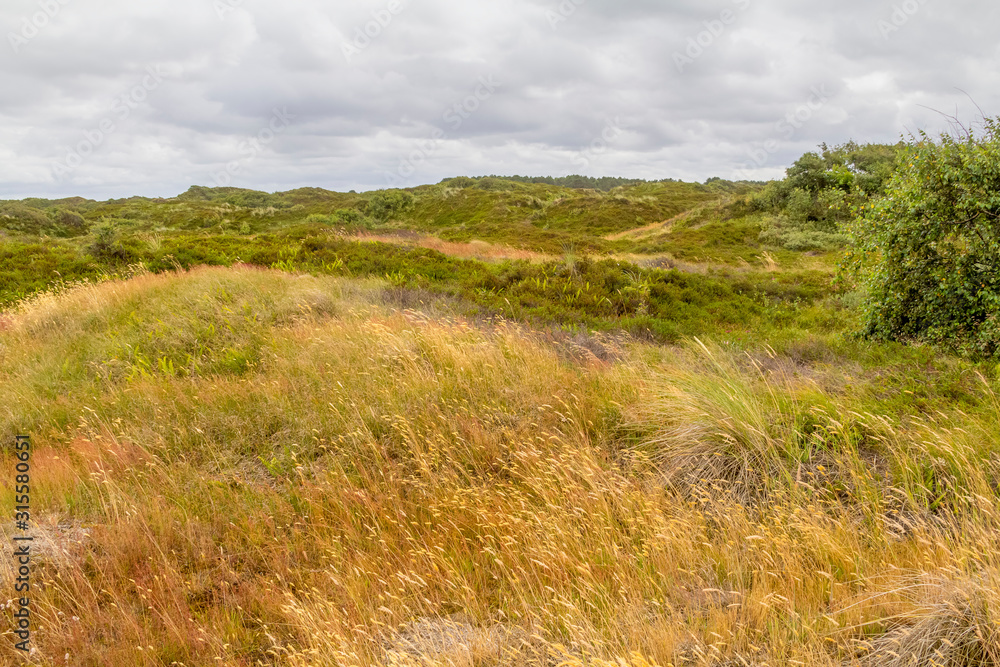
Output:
[
  {"xmin": 844, "ymin": 119, "xmax": 1000, "ymax": 356},
  {"xmin": 786, "ymin": 152, "xmax": 831, "ymax": 193}
]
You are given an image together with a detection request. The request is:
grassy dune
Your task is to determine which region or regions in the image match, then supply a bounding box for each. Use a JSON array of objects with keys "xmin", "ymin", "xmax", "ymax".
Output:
[{"xmin": 2, "ymin": 266, "xmax": 999, "ymax": 665}]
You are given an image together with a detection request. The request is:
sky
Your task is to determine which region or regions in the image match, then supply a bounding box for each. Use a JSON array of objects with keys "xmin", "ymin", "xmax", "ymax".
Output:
[{"xmin": 2, "ymin": 0, "xmax": 998, "ymax": 199}]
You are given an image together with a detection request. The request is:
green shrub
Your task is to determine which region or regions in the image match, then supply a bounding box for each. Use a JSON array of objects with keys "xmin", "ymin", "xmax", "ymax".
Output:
[
  {"xmin": 87, "ymin": 221, "xmax": 141, "ymax": 262},
  {"xmin": 845, "ymin": 118, "xmax": 1000, "ymax": 357},
  {"xmin": 785, "ymin": 188, "xmax": 816, "ymax": 220},
  {"xmin": 48, "ymin": 207, "xmax": 87, "ymax": 230},
  {"xmin": 365, "ymin": 190, "xmax": 414, "ymax": 221},
  {"xmin": 334, "ymin": 209, "xmax": 373, "ymax": 228}
]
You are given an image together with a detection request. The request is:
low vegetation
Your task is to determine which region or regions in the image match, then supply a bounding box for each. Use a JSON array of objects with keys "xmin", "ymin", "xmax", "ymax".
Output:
[{"xmin": 1, "ymin": 127, "xmax": 999, "ymax": 666}]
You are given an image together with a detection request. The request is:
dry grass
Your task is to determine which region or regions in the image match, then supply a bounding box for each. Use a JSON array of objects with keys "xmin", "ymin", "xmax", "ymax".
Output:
[
  {"xmin": 0, "ymin": 266, "xmax": 998, "ymax": 666},
  {"xmin": 351, "ymin": 232, "xmax": 555, "ymax": 263}
]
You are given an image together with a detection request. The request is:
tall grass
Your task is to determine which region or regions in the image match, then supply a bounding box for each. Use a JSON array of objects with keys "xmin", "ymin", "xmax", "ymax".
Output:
[{"xmin": 0, "ymin": 267, "xmax": 998, "ymax": 666}]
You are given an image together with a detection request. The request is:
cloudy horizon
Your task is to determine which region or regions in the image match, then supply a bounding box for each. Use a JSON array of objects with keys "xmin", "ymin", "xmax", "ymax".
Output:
[{"xmin": 2, "ymin": 0, "xmax": 997, "ymax": 200}]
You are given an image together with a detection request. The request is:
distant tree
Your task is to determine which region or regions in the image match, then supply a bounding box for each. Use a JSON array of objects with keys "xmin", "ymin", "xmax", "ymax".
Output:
[{"xmin": 844, "ymin": 119, "xmax": 1000, "ymax": 356}]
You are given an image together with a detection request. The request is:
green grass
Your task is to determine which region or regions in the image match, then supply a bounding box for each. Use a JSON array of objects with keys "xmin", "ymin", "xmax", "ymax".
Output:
[{"xmin": 0, "ymin": 222, "xmax": 845, "ymax": 347}]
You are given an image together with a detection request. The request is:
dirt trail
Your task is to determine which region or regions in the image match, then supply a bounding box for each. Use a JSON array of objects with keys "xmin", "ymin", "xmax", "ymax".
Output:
[{"xmin": 603, "ymin": 210, "xmax": 691, "ymax": 241}]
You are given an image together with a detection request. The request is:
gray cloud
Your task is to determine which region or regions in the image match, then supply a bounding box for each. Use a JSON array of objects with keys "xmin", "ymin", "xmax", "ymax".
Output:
[{"xmin": 1, "ymin": 0, "xmax": 997, "ymax": 198}]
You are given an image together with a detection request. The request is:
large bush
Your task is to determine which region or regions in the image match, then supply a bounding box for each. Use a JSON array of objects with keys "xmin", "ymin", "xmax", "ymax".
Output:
[
  {"xmin": 845, "ymin": 119, "xmax": 1000, "ymax": 356},
  {"xmin": 365, "ymin": 189, "xmax": 414, "ymax": 222}
]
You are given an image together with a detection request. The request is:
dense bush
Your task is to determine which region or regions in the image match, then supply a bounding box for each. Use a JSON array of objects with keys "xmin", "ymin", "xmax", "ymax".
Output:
[
  {"xmin": 86, "ymin": 221, "xmax": 144, "ymax": 262},
  {"xmin": 365, "ymin": 189, "xmax": 414, "ymax": 221},
  {"xmin": 752, "ymin": 142, "xmax": 905, "ymax": 251},
  {"xmin": 48, "ymin": 207, "xmax": 87, "ymax": 230},
  {"xmin": 845, "ymin": 119, "xmax": 1000, "ymax": 357}
]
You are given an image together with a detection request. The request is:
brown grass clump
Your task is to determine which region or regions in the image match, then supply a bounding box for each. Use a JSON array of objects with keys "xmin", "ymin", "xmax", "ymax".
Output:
[{"xmin": 841, "ymin": 569, "xmax": 1000, "ymax": 666}]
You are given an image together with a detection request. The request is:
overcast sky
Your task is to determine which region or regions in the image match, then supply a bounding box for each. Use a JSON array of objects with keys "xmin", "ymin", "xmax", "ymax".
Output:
[{"xmin": 1, "ymin": 0, "xmax": 997, "ymax": 199}]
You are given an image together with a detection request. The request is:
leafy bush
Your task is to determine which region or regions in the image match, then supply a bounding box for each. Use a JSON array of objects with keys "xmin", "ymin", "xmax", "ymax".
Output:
[
  {"xmin": 750, "ymin": 143, "xmax": 904, "ymax": 221},
  {"xmin": 365, "ymin": 190, "xmax": 414, "ymax": 221},
  {"xmin": 333, "ymin": 209, "xmax": 372, "ymax": 227},
  {"xmin": 748, "ymin": 143, "xmax": 905, "ymax": 252},
  {"xmin": 845, "ymin": 119, "xmax": 1000, "ymax": 357}
]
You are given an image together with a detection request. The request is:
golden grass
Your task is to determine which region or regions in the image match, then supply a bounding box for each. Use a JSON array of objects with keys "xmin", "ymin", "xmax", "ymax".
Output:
[{"xmin": 0, "ymin": 266, "xmax": 998, "ymax": 666}]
